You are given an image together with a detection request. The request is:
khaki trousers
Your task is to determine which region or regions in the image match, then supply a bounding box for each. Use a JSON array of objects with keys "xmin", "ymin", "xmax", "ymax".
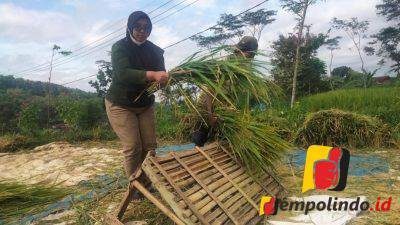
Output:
[{"xmin": 105, "ymin": 99, "xmax": 157, "ymax": 178}]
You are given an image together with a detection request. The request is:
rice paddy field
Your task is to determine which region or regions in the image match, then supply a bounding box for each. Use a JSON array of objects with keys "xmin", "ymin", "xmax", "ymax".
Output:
[
  {"xmin": 299, "ymin": 86, "xmax": 400, "ymax": 126},
  {"xmin": 0, "ymin": 86, "xmax": 399, "ymax": 225}
]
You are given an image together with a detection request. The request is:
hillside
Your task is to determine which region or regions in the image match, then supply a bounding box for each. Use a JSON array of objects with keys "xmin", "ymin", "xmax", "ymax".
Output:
[
  {"xmin": 0, "ymin": 74, "xmax": 102, "ymax": 136},
  {"xmin": 0, "ymin": 74, "xmax": 93, "ymax": 97}
]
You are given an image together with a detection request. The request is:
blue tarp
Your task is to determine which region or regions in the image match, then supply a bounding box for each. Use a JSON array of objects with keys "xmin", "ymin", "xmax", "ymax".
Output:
[{"xmin": 288, "ymin": 150, "xmax": 389, "ymax": 176}]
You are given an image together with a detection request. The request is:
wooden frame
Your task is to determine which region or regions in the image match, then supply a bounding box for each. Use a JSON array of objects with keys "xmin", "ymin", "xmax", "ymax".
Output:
[{"xmin": 106, "ymin": 142, "xmax": 286, "ymax": 225}]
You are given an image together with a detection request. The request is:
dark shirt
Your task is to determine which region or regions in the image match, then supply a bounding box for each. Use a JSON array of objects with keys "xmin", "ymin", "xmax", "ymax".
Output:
[{"xmin": 106, "ymin": 37, "xmax": 165, "ymax": 107}]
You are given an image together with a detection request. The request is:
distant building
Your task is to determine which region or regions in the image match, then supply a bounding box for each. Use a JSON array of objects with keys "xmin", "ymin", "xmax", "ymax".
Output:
[{"xmin": 374, "ymin": 76, "xmax": 392, "ymax": 85}]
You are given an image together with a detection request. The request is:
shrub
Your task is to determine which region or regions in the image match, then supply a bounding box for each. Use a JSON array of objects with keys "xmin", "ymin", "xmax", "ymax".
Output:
[
  {"xmin": 55, "ymin": 97, "xmax": 105, "ymax": 130},
  {"xmin": 393, "ymin": 123, "xmax": 400, "ymax": 148},
  {"xmin": 0, "ymin": 134, "xmax": 39, "ymax": 152},
  {"xmin": 295, "ymin": 109, "xmax": 391, "ymax": 148},
  {"xmin": 17, "ymin": 100, "xmax": 48, "ymax": 134},
  {"xmin": 155, "ymin": 104, "xmax": 185, "ymax": 141}
]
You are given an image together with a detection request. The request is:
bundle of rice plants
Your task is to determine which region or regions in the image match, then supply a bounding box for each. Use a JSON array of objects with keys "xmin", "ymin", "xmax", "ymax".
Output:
[
  {"xmin": 295, "ymin": 109, "xmax": 391, "ymax": 148},
  {"xmin": 151, "ymin": 47, "xmax": 290, "ymax": 173},
  {"xmin": 152, "ymin": 46, "xmax": 281, "ymax": 111},
  {"xmin": 300, "ymin": 87, "xmax": 400, "ymax": 127},
  {"xmin": 215, "ymin": 108, "xmax": 290, "ymax": 174},
  {"xmin": 0, "ymin": 181, "xmax": 71, "ymax": 224}
]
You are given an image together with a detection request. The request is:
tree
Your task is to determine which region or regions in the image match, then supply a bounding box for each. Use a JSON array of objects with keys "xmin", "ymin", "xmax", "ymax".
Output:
[
  {"xmin": 89, "ymin": 60, "xmax": 113, "ymax": 98},
  {"xmin": 367, "ymin": 0, "xmax": 400, "ymax": 77},
  {"xmin": 376, "ymin": 0, "xmax": 400, "ymax": 21},
  {"xmin": 241, "ymin": 9, "xmax": 276, "ymax": 41},
  {"xmin": 331, "ymin": 66, "xmax": 352, "ymax": 78},
  {"xmin": 325, "ymin": 36, "xmax": 342, "ymax": 77},
  {"xmin": 191, "ymin": 9, "xmax": 276, "ymax": 48},
  {"xmin": 280, "ymin": 0, "xmax": 322, "ymax": 108},
  {"xmin": 331, "ymin": 17, "xmax": 370, "ymax": 87},
  {"xmin": 271, "ymin": 33, "xmax": 328, "ymax": 97}
]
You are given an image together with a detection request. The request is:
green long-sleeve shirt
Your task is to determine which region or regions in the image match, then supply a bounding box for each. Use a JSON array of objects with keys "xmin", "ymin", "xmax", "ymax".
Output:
[{"xmin": 106, "ymin": 38, "xmax": 165, "ymax": 107}]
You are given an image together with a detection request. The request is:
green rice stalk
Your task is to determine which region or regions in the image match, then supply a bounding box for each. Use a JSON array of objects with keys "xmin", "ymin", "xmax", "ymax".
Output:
[
  {"xmin": 151, "ymin": 46, "xmax": 281, "ymax": 111},
  {"xmin": 151, "ymin": 46, "xmax": 290, "ymax": 173},
  {"xmin": 215, "ymin": 108, "xmax": 291, "ymax": 174},
  {"xmin": 0, "ymin": 181, "xmax": 71, "ymax": 224}
]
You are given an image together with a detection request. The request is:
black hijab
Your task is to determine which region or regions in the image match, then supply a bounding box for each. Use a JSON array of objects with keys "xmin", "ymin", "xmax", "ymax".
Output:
[
  {"xmin": 123, "ymin": 11, "xmax": 164, "ymax": 73},
  {"xmin": 126, "ymin": 11, "xmax": 152, "ymax": 39}
]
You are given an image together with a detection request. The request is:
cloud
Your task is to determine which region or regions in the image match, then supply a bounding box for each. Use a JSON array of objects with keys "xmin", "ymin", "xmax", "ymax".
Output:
[
  {"xmin": 253, "ymin": 0, "xmax": 388, "ymax": 74},
  {"xmin": 151, "ymin": 25, "xmax": 181, "ymax": 49},
  {"xmin": 0, "ymin": 3, "xmax": 79, "ymax": 44},
  {"xmin": 0, "ymin": 0, "xmax": 394, "ymax": 92}
]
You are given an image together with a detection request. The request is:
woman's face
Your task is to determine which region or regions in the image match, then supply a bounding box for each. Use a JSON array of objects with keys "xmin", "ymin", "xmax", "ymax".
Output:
[{"xmin": 132, "ymin": 18, "xmax": 150, "ymax": 42}]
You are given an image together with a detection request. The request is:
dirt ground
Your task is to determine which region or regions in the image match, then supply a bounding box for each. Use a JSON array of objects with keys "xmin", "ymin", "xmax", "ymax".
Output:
[{"xmin": 1, "ymin": 141, "xmax": 398, "ymax": 225}]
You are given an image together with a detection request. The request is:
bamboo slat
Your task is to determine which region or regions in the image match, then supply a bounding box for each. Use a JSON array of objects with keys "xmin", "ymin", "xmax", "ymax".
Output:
[{"xmin": 135, "ymin": 142, "xmax": 285, "ymax": 225}]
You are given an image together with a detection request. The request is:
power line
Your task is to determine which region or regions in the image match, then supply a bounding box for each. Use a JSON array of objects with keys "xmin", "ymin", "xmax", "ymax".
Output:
[
  {"xmin": 21, "ymin": 31, "xmax": 123, "ymax": 77},
  {"xmin": 60, "ymin": 0, "xmax": 269, "ymax": 86},
  {"xmin": 16, "ymin": 0, "xmax": 195, "ymax": 77},
  {"xmin": 148, "ymin": 0, "xmax": 175, "ymax": 14},
  {"xmin": 151, "ymin": 0, "xmax": 189, "ymax": 20},
  {"xmin": 163, "ymin": 0, "xmax": 269, "ymax": 49},
  {"xmin": 153, "ymin": 0, "xmax": 200, "ymax": 23},
  {"xmin": 12, "ymin": 0, "xmax": 173, "ymax": 76},
  {"xmin": 62, "ymin": 74, "xmax": 97, "ymax": 86}
]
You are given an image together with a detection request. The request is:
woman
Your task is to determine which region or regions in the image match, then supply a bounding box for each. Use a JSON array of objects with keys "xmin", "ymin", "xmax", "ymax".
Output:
[{"xmin": 105, "ymin": 11, "xmax": 168, "ymax": 181}]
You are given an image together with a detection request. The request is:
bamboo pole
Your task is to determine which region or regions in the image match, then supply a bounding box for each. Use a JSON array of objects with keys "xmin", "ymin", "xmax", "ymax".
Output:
[{"xmin": 131, "ymin": 180, "xmax": 186, "ymax": 225}]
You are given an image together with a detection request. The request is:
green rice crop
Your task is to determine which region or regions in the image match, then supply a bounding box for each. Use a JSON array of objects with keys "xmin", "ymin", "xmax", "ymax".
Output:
[{"xmin": 300, "ymin": 86, "xmax": 400, "ymax": 127}]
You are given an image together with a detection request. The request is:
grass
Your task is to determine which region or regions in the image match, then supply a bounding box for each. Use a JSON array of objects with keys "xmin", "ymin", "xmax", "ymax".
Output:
[
  {"xmin": 300, "ymin": 86, "xmax": 400, "ymax": 127},
  {"xmin": 155, "ymin": 104, "xmax": 186, "ymax": 143}
]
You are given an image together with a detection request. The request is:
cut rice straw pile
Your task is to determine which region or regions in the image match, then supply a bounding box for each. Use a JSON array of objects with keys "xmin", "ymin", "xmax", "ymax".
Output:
[{"xmin": 0, "ymin": 181, "xmax": 71, "ymax": 224}]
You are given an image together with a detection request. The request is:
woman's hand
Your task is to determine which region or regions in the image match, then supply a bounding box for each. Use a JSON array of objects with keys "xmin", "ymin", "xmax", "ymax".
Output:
[{"xmin": 146, "ymin": 71, "xmax": 169, "ymax": 86}]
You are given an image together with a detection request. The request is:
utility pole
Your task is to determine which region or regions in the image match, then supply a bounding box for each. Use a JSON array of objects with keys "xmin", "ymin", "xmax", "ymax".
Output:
[{"xmin": 47, "ymin": 45, "xmax": 71, "ymax": 128}]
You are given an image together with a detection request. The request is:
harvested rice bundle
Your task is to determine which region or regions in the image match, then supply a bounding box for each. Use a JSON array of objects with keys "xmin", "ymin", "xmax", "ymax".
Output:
[
  {"xmin": 152, "ymin": 47, "xmax": 280, "ymax": 111},
  {"xmin": 214, "ymin": 108, "xmax": 290, "ymax": 173},
  {"xmin": 0, "ymin": 181, "xmax": 71, "ymax": 224},
  {"xmin": 295, "ymin": 109, "xmax": 391, "ymax": 148},
  {"xmin": 152, "ymin": 47, "xmax": 290, "ymax": 173}
]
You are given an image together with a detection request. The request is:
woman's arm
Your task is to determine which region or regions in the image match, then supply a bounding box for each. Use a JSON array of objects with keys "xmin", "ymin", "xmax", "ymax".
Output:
[
  {"xmin": 112, "ymin": 43, "xmax": 168, "ymax": 85},
  {"xmin": 204, "ymin": 93, "xmax": 218, "ymax": 127},
  {"xmin": 112, "ymin": 43, "xmax": 148, "ymax": 85}
]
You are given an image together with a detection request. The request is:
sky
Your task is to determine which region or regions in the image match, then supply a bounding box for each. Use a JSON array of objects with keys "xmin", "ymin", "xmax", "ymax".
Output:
[{"xmin": 0, "ymin": 0, "xmax": 391, "ymax": 92}]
